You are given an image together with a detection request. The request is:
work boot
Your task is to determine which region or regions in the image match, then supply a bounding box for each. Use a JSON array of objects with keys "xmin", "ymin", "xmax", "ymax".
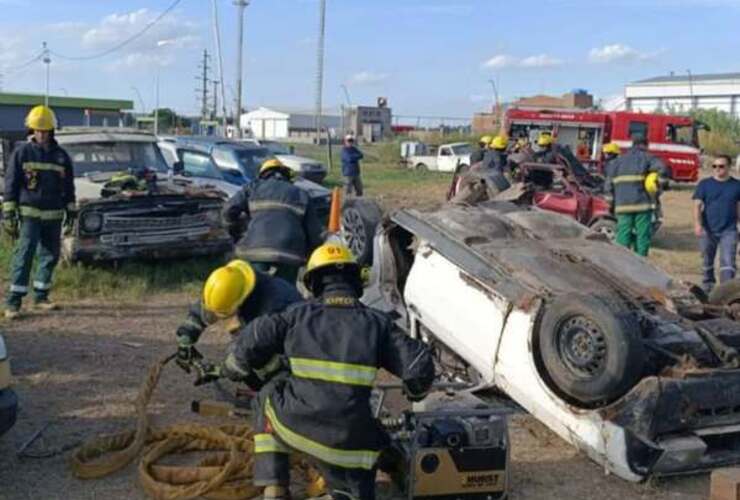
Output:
[
  {"xmin": 33, "ymin": 298, "xmax": 59, "ymax": 311},
  {"xmin": 263, "ymin": 485, "xmax": 291, "ymax": 500},
  {"xmin": 4, "ymin": 306, "xmax": 20, "ymax": 320}
]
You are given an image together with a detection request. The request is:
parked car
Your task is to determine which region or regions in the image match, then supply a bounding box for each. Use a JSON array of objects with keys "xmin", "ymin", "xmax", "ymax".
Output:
[
  {"xmin": 401, "ymin": 142, "xmax": 472, "ymax": 172},
  {"xmin": 241, "ymin": 138, "xmax": 327, "ymax": 184},
  {"xmin": 158, "ymin": 139, "xmax": 241, "ymax": 197},
  {"xmin": 159, "ymin": 136, "xmax": 380, "ymax": 265},
  {"xmin": 0, "ymin": 333, "xmax": 18, "ymax": 437},
  {"xmin": 53, "ymin": 128, "xmax": 233, "ymax": 262},
  {"xmin": 362, "ymin": 200, "xmax": 740, "ymax": 482}
]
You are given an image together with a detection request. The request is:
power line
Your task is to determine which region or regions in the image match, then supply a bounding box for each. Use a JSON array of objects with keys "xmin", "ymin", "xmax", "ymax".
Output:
[
  {"xmin": 1, "ymin": 51, "xmax": 45, "ymax": 73},
  {"xmin": 49, "ymin": 0, "xmax": 185, "ymax": 61}
]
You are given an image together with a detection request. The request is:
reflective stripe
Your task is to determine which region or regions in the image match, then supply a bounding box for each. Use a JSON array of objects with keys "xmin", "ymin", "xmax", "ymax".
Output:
[
  {"xmin": 614, "ymin": 203, "xmax": 653, "ymax": 214},
  {"xmin": 720, "ymin": 267, "xmax": 736, "ymax": 271},
  {"xmin": 254, "ymin": 433, "xmax": 290, "ymax": 454},
  {"xmin": 33, "ymin": 281, "xmax": 51, "ymax": 291},
  {"xmin": 265, "ymin": 398, "xmax": 379, "ymax": 470},
  {"xmin": 612, "ymin": 174, "xmax": 645, "ymax": 184},
  {"xmin": 19, "ymin": 206, "xmax": 65, "ymax": 220},
  {"xmin": 2, "ymin": 201, "xmax": 17, "ymax": 212},
  {"xmin": 9, "ymin": 285, "xmax": 28, "ymax": 293},
  {"xmin": 240, "ymin": 247, "xmax": 304, "ymax": 264},
  {"xmin": 290, "ymin": 357, "xmax": 377, "ymax": 387},
  {"xmin": 66, "ymin": 202, "xmax": 76, "ymax": 211},
  {"xmin": 22, "ymin": 162, "xmax": 66, "ymax": 176},
  {"xmin": 249, "ymin": 200, "xmax": 306, "ymax": 216}
]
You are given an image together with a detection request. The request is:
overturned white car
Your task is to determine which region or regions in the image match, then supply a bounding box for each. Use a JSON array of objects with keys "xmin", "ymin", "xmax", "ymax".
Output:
[{"xmin": 363, "ymin": 200, "xmax": 740, "ymax": 482}]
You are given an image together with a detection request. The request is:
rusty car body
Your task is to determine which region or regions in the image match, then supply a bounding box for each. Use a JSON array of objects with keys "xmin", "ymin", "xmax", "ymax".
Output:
[
  {"xmin": 363, "ymin": 200, "xmax": 740, "ymax": 481},
  {"xmin": 56, "ymin": 128, "xmax": 232, "ymax": 262}
]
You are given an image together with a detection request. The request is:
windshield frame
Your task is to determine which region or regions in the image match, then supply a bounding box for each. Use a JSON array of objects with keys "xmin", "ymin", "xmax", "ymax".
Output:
[{"xmin": 64, "ymin": 140, "xmax": 169, "ymax": 177}]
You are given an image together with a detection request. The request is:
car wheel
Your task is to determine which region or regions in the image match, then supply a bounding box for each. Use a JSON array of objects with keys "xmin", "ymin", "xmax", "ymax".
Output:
[
  {"xmin": 537, "ymin": 294, "xmax": 645, "ymax": 407},
  {"xmin": 415, "ymin": 163, "xmax": 428, "ymax": 171},
  {"xmin": 341, "ymin": 198, "xmax": 382, "ymax": 266},
  {"xmin": 589, "ymin": 218, "xmax": 616, "ymax": 241}
]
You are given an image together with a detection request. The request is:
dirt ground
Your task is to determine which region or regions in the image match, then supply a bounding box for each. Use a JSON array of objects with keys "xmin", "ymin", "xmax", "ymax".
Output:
[{"xmin": 0, "ymin": 185, "xmax": 715, "ymax": 500}]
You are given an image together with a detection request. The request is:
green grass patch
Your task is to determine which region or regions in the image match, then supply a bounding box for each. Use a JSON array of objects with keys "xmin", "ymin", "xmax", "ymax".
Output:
[{"xmin": 0, "ymin": 238, "xmax": 223, "ymax": 301}]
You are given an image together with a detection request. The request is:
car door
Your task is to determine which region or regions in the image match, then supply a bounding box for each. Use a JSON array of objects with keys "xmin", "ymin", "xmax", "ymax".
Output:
[{"xmin": 437, "ymin": 147, "xmax": 456, "ymax": 172}]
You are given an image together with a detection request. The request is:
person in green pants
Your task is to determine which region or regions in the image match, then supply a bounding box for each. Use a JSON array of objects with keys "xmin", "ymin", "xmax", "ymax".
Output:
[{"xmin": 605, "ymin": 135, "xmax": 667, "ymax": 257}]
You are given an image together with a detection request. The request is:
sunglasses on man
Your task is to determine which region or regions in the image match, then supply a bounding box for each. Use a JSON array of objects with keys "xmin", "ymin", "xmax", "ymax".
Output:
[{"xmin": 712, "ymin": 163, "xmax": 728, "ymax": 169}]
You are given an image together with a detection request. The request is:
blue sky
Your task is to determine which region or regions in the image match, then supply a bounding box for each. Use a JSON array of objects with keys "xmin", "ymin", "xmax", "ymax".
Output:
[{"xmin": 0, "ymin": 0, "xmax": 738, "ymax": 119}]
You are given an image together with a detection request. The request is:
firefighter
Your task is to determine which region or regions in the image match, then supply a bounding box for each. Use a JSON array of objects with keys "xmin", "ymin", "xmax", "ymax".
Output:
[
  {"xmin": 602, "ymin": 142, "xmax": 622, "ymax": 198},
  {"xmin": 470, "ymin": 135, "xmax": 492, "ymax": 165},
  {"xmin": 202, "ymin": 243, "xmax": 435, "ymax": 500},
  {"xmin": 223, "ymin": 159, "xmax": 324, "ymax": 284},
  {"xmin": 175, "ymin": 259, "xmax": 302, "ymax": 374},
  {"xmin": 534, "ymin": 131, "xmax": 557, "ymax": 164},
  {"xmin": 2, "ymin": 105, "xmax": 75, "ymax": 319},
  {"xmin": 482, "ymin": 135, "xmax": 509, "ymax": 175},
  {"xmin": 605, "ymin": 136, "xmax": 667, "ymax": 257}
]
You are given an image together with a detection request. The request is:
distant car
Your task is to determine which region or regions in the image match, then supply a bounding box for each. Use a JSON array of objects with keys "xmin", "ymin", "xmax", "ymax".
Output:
[
  {"xmin": 401, "ymin": 142, "xmax": 473, "ymax": 172},
  {"xmin": 0, "ymin": 333, "xmax": 18, "ymax": 437},
  {"xmin": 241, "ymin": 138, "xmax": 327, "ymax": 184},
  {"xmin": 52, "ymin": 128, "xmax": 233, "ymax": 262}
]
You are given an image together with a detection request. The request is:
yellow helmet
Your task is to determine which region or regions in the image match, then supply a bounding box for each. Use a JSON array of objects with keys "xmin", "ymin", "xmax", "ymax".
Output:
[
  {"xmin": 25, "ymin": 105, "xmax": 57, "ymax": 131},
  {"xmin": 303, "ymin": 243, "xmax": 359, "ymax": 294},
  {"xmin": 491, "ymin": 135, "xmax": 509, "ymax": 150},
  {"xmin": 602, "ymin": 143, "xmax": 621, "ymax": 156},
  {"xmin": 202, "ymin": 260, "xmax": 257, "ymax": 318},
  {"xmin": 259, "ymin": 158, "xmax": 292, "ymax": 178},
  {"xmin": 479, "ymin": 135, "xmax": 493, "ymax": 146},
  {"xmin": 537, "ymin": 132, "xmax": 554, "ymax": 147},
  {"xmin": 644, "ymin": 172, "xmax": 660, "ymax": 195}
]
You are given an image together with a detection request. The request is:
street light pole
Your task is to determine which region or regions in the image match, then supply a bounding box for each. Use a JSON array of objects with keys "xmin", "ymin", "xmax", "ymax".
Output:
[
  {"xmin": 42, "ymin": 42, "xmax": 50, "ymax": 106},
  {"xmin": 488, "ymin": 78, "xmax": 500, "ymax": 127},
  {"xmin": 314, "ymin": 0, "xmax": 327, "ymax": 143},
  {"xmin": 340, "ymin": 83, "xmax": 351, "ymax": 135},
  {"xmin": 154, "ymin": 73, "xmax": 160, "ymax": 135},
  {"xmin": 234, "ymin": 0, "xmax": 250, "ymax": 138},
  {"xmin": 687, "ymin": 69, "xmax": 695, "ymax": 110}
]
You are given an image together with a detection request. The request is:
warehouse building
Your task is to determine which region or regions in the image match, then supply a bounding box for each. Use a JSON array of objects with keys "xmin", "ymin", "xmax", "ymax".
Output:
[
  {"xmin": 240, "ymin": 106, "xmax": 340, "ymax": 141},
  {"xmin": 0, "ymin": 92, "xmax": 133, "ymax": 140},
  {"xmin": 625, "ymin": 72, "xmax": 740, "ymax": 117}
]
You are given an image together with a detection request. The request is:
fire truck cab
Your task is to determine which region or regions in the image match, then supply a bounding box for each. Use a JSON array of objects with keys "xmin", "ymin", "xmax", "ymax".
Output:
[{"xmin": 505, "ymin": 108, "xmax": 705, "ymax": 182}]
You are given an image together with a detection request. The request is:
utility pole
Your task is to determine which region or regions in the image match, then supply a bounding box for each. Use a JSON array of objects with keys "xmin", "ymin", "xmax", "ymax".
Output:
[
  {"xmin": 196, "ymin": 49, "xmax": 211, "ymax": 120},
  {"xmin": 212, "ymin": 79, "xmax": 219, "ymax": 120},
  {"xmin": 211, "ymin": 0, "xmax": 228, "ymax": 131},
  {"xmin": 42, "ymin": 42, "xmax": 51, "ymax": 106},
  {"xmin": 234, "ymin": 0, "xmax": 250, "ymax": 138},
  {"xmin": 314, "ymin": 0, "xmax": 327, "ymax": 143},
  {"xmin": 687, "ymin": 69, "xmax": 695, "ymax": 110}
]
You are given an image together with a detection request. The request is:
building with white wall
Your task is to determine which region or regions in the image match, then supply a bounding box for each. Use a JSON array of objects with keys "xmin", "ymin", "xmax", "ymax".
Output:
[
  {"xmin": 240, "ymin": 106, "xmax": 340, "ymax": 140},
  {"xmin": 625, "ymin": 72, "xmax": 740, "ymax": 117}
]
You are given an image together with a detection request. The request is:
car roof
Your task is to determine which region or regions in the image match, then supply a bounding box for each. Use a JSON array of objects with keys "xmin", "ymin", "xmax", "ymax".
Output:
[
  {"xmin": 56, "ymin": 127, "xmax": 157, "ymax": 144},
  {"xmin": 172, "ymin": 136, "xmax": 268, "ymax": 152}
]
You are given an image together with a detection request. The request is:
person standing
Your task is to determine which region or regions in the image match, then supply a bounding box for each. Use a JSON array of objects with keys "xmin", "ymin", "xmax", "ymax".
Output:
[
  {"xmin": 223, "ymin": 159, "xmax": 324, "ymax": 284},
  {"xmin": 692, "ymin": 155, "xmax": 740, "ymax": 292},
  {"xmin": 470, "ymin": 135, "xmax": 492, "ymax": 165},
  {"xmin": 3, "ymin": 105, "xmax": 75, "ymax": 319},
  {"xmin": 606, "ymin": 136, "xmax": 666, "ymax": 257},
  {"xmin": 482, "ymin": 135, "xmax": 509, "ymax": 175},
  {"xmin": 341, "ymin": 135, "xmax": 364, "ymax": 196}
]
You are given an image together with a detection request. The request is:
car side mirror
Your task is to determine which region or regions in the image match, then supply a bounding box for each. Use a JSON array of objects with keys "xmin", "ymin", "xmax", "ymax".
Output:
[{"xmin": 173, "ymin": 160, "xmax": 184, "ymax": 175}]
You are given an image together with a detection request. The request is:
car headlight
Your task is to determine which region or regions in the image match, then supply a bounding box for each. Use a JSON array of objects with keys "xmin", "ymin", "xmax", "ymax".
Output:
[{"xmin": 80, "ymin": 212, "xmax": 104, "ymax": 234}]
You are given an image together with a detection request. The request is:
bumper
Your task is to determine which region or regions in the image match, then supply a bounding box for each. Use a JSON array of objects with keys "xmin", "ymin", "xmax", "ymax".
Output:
[
  {"xmin": 0, "ymin": 388, "xmax": 18, "ymax": 436},
  {"xmin": 67, "ymin": 234, "xmax": 233, "ymax": 262},
  {"xmin": 601, "ymin": 371, "xmax": 740, "ymax": 476}
]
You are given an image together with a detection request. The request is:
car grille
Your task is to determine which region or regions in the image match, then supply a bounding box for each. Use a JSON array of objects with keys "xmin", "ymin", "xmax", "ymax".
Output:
[
  {"xmin": 105, "ymin": 213, "xmax": 209, "ymax": 232},
  {"xmin": 100, "ymin": 226, "xmax": 214, "ymax": 246}
]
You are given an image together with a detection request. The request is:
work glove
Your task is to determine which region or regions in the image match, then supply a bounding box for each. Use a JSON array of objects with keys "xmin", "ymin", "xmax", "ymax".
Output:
[
  {"xmin": 193, "ymin": 361, "xmax": 223, "ymax": 386},
  {"xmin": 63, "ymin": 207, "xmax": 77, "ymax": 235},
  {"xmin": 3, "ymin": 210, "xmax": 19, "ymax": 240},
  {"xmin": 175, "ymin": 336, "xmax": 203, "ymax": 374}
]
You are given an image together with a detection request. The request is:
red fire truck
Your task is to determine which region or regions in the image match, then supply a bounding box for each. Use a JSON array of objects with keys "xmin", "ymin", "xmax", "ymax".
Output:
[{"xmin": 504, "ymin": 108, "xmax": 706, "ymax": 182}]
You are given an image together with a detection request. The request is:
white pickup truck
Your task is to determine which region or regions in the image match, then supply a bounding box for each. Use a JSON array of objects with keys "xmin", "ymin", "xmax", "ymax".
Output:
[{"xmin": 401, "ymin": 142, "xmax": 472, "ymax": 172}]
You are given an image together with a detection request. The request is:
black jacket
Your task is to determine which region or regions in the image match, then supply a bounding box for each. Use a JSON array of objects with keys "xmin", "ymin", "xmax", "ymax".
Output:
[
  {"xmin": 470, "ymin": 148, "xmax": 486, "ymax": 166},
  {"xmin": 606, "ymin": 147, "xmax": 666, "ymax": 214},
  {"xmin": 230, "ymin": 284, "xmax": 435, "ymax": 469},
  {"xmin": 176, "ymin": 271, "xmax": 303, "ymax": 345},
  {"xmin": 482, "ymin": 149, "xmax": 508, "ymax": 174},
  {"xmin": 3, "ymin": 138, "xmax": 75, "ymax": 219},
  {"xmin": 223, "ymin": 178, "xmax": 324, "ymax": 265}
]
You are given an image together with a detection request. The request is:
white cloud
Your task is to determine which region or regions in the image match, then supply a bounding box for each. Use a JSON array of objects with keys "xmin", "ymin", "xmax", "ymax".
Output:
[
  {"xmin": 482, "ymin": 53, "xmax": 563, "ymax": 69},
  {"xmin": 588, "ymin": 44, "xmax": 659, "ymax": 63},
  {"xmin": 349, "ymin": 71, "xmax": 389, "ymax": 85},
  {"xmin": 519, "ymin": 54, "xmax": 563, "ymax": 68}
]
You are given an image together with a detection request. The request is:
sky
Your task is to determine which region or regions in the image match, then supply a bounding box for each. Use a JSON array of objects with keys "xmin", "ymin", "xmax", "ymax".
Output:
[{"xmin": 0, "ymin": 0, "xmax": 738, "ymax": 120}]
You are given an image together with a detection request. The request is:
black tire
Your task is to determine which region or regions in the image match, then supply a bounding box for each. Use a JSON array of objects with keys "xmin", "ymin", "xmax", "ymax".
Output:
[
  {"xmin": 537, "ymin": 294, "xmax": 645, "ymax": 407},
  {"xmin": 415, "ymin": 163, "xmax": 428, "ymax": 171},
  {"xmin": 709, "ymin": 279, "xmax": 740, "ymax": 307},
  {"xmin": 341, "ymin": 198, "xmax": 382, "ymax": 267},
  {"xmin": 589, "ymin": 218, "xmax": 616, "ymax": 241}
]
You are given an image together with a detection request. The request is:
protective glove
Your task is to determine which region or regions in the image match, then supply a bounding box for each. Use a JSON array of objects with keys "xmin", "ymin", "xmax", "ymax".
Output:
[
  {"xmin": 175, "ymin": 336, "xmax": 203, "ymax": 373},
  {"xmin": 193, "ymin": 361, "xmax": 223, "ymax": 386},
  {"xmin": 63, "ymin": 207, "xmax": 77, "ymax": 235},
  {"xmin": 2, "ymin": 211, "xmax": 18, "ymax": 240}
]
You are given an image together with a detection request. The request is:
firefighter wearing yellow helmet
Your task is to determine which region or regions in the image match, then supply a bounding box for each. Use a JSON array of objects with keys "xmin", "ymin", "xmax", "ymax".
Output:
[
  {"xmin": 471, "ymin": 135, "xmax": 493, "ymax": 165},
  {"xmin": 604, "ymin": 135, "xmax": 667, "ymax": 257},
  {"xmin": 223, "ymin": 158, "xmax": 324, "ymax": 283},
  {"xmin": 482, "ymin": 135, "xmax": 510, "ymax": 175},
  {"xmin": 207, "ymin": 242, "xmax": 434, "ymax": 499},
  {"xmin": 534, "ymin": 131, "xmax": 557, "ymax": 163},
  {"xmin": 3, "ymin": 105, "xmax": 76, "ymax": 319},
  {"xmin": 174, "ymin": 259, "xmax": 302, "ymax": 374}
]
